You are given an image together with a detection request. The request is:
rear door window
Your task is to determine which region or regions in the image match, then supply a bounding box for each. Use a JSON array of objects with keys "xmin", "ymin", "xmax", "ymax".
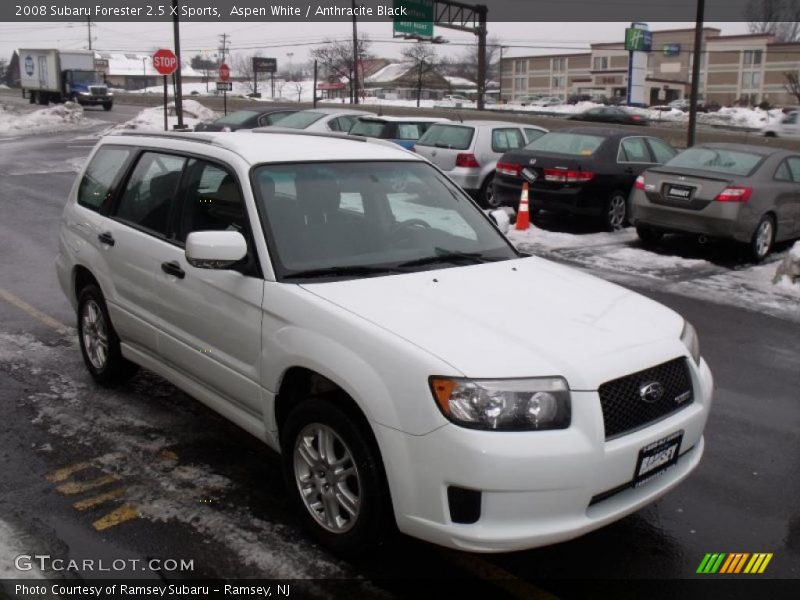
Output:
[
  {"xmin": 396, "ymin": 123, "xmax": 422, "ymax": 140},
  {"xmin": 618, "ymin": 137, "xmax": 652, "ymax": 163},
  {"xmin": 113, "ymin": 152, "xmax": 186, "ymax": 236},
  {"xmin": 524, "ymin": 128, "xmax": 546, "ymax": 143},
  {"xmin": 77, "ymin": 146, "xmax": 133, "ymax": 211},
  {"xmin": 785, "ymin": 156, "xmax": 800, "ymax": 182},
  {"xmin": 491, "ymin": 128, "xmax": 527, "ymax": 152}
]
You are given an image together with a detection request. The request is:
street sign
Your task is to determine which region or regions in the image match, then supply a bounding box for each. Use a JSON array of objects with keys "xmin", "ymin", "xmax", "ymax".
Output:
[
  {"xmin": 152, "ymin": 48, "xmax": 178, "ymax": 75},
  {"xmin": 216, "ymin": 81, "xmax": 233, "ymax": 92},
  {"xmin": 393, "ymin": 0, "xmax": 434, "ymax": 39},
  {"xmin": 218, "ymin": 63, "xmax": 230, "ymax": 82},
  {"xmin": 252, "ymin": 57, "xmax": 277, "ymax": 74}
]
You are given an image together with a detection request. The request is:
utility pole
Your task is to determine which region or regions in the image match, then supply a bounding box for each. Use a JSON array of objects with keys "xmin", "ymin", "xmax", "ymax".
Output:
[
  {"xmin": 172, "ymin": 0, "xmax": 185, "ymax": 129},
  {"xmin": 351, "ymin": 0, "xmax": 359, "ymax": 104},
  {"xmin": 313, "ymin": 59, "xmax": 318, "ymax": 108},
  {"xmin": 86, "ymin": 17, "xmax": 92, "ymax": 50},
  {"xmin": 498, "ymin": 45, "xmax": 505, "ymax": 103},
  {"xmin": 218, "ymin": 33, "xmax": 229, "ymax": 64},
  {"xmin": 687, "ymin": 0, "xmax": 705, "ymax": 147},
  {"xmin": 476, "ymin": 4, "xmax": 487, "ymax": 111}
]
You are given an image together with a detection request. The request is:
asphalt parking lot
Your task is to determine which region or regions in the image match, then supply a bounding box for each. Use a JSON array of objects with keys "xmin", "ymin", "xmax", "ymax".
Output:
[{"xmin": 0, "ymin": 97, "xmax": 798, "ymax": 599}]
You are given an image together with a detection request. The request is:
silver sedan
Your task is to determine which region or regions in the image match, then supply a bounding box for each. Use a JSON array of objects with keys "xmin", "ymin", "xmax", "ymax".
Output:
[{"xmin": 630, "ymin": 143, "xmax": 800, "ymax": 261}]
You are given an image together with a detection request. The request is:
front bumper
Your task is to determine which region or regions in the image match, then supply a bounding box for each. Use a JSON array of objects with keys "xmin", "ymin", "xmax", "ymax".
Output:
[
  {"xmin": 375, "ymin": 357, "xmax": 713, "ymax": 553},
  {"xmin": 76, "ymin": 96, "xmax": 112, "ymax": 105}
]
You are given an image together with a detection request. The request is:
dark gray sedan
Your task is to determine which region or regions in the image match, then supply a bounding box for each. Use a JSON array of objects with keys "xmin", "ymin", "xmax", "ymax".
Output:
[{"xmin": 630, "ymin": 143, "xmax": 800, "ymax": 261}]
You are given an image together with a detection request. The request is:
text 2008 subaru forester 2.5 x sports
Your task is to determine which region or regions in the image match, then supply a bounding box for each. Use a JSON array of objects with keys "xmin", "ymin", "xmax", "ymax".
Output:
[{"xmin": 56, "ymin": 129, "xmax": 712, "ymax": 553}]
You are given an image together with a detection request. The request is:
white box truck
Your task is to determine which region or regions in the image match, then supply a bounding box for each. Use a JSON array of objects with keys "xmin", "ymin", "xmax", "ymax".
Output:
[{"xmin": 19, "ymin": 49, "xmax": 113, "ymax": 110}]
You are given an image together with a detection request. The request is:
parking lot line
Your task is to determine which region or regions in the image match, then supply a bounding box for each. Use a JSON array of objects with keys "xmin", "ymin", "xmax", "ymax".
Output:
[
  {"xmin": 0, "ymin": 288, "xmax": 71, "ymax": 334},
  {"xmin": 438, "ymin": 550, "xmax": 560, "ymax": 600},
  {"xmin": 45, "ymin": 461, "xmax": 91, "ymax": 483},
  {"xmin": 93, "ymin": 505, "xmax": 140, "ymax": 531},
  {"xmin": 56, "ymin": 474, "xmax": 119, "ymax": 496},
  {"xmin": 73, "ymin": 488, "xmax": 126, "ymax": 511}
]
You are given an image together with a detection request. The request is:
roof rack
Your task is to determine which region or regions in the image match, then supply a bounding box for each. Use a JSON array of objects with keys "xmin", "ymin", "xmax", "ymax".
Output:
[
  {"xmin": 114, "ymin": 131, "xmax": 217, "ymax": 144},
  {"xmin": 250, "ymin": 128, "xmax": 368, "ymax": 142}
]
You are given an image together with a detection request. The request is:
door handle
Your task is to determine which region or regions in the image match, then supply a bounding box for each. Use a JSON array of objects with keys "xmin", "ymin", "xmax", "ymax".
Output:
[
  {"xmin": 161, "ymin": 261, "xmax": 185, "ymax": 280},
  {"xmin": 97, "ymin": 232, "xmax": 115, "ymax": 246}
]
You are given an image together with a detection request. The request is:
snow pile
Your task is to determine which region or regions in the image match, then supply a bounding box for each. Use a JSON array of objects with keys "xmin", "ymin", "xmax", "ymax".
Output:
[
  {"xmin": 0, "ymin": 101, "xmax": 94, "ymax": 135},
  {"xmin": 111, "ymin": 99, "xmax": 218, "ymax": 132},
  {"xmin": 0, "ymin": 520, "xmax": 44, "ymax": 579},
  {"xmin": 773, "ymin": 241, "xmax": 800, "ymax": 289}
]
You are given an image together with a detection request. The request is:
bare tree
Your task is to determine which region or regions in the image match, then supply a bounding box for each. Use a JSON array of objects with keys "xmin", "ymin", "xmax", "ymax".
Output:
[
  {"xmin": 783, "ymin": 71, "xmax": 800, "ymax": 101},
  {"xmin": 746, "ymin": 0, "xmax": 800, "ymax": 41},
  {"xmin": 454, "ymin": 37, "xmax": 502, "ymax": 91},
  {"xmin": 310, "ymin": 36, "xmax": 371, "ymax": 103},
  {"xmin": 231, "ymin": 52, "xmax": 261, "ymax": 94},
  {"xmin": 288, "ymin": 80, "xmax": 306, "ymax": 102},
  {"xmin": 401, "ymin": 44, "xmax": 440, "ymax": 107}
]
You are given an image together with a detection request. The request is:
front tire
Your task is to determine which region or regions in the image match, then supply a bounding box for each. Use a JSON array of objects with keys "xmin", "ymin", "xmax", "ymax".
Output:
[
  {"xmin": 605, "ymin": 191, "xmax": 628, "ymax": 230},
  {"xmin": 103, "ymin": 102, "xmax": 113, "ymax": 111},
  {"xmin": 281, "ymin": 398, "xmax": 391, "ymax": 555},
  {"xmin": 77, "ymin": 285, "xmax": 138, "ymax": 385},
  {"xmin": 750, "ymin": 214, "xmax": 775, "ymax": 263}
]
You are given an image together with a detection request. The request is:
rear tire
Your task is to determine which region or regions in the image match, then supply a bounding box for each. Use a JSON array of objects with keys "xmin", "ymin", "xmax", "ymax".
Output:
[
  {"xmin": 750, "ymin": 214, "xmax": 775, "ymax": 263},
  {"xmin": 479, "ymin": 173, "xmax": 499, "ymax": 209},
  {"xmin": 604, "ymin": 191, "xmax": 628, "ymax": 230},
  {"xmin": 77, "ymin": 284, "xmax": 138, "ymax": 385},
  {"xmin": 281, "ymin": 398, "xmax": 392, "ymax": 556},
  {"xmin": 636, "ymin": 226, "xmax": 664, "ymax": 246}
]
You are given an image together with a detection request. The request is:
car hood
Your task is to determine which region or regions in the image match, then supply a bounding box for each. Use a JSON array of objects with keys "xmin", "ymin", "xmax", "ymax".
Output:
[{"xmin": 300, "ymin": 257, "xmax": 686, "ymax": 390}]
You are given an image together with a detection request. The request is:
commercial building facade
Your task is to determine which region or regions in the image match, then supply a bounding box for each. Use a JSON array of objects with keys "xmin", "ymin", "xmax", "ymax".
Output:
[{"xmin": 501, "ymin": 27, "xmax": 800, "ymax": 107}]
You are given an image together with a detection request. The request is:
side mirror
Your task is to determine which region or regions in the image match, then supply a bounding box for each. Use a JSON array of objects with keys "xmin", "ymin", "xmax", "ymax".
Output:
[{"xmin": 185, "ymin": 231, "xmax": 247, "ymax": 269}]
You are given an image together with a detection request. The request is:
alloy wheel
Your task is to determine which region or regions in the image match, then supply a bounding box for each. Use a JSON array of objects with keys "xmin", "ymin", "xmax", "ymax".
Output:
[{"xmin": 81, "ymin": 299, "xmax": 108, "ymax": 370}]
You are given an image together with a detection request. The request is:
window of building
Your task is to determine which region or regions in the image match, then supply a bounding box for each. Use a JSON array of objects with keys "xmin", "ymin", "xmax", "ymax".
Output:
[
  {"xmin": 552, "ymin": 75, "xmax": 566, "ymax": 89},
  {"xmin": 742, "ymin": 70, "xmax": 761, "ymax": 89},
  {"xmin": 593, "ymin": 56, "xmax": 609, "ymax": 70},
  {"xmin": 552, "ymin": 57, "xmax": 566, "ymax": 72},
  {"xmin": 743, "ymin": 50, "xmax": 763, "ymax": 66},
  {"xmin": 514, "ymin": 59, "xmax": 527, "ymax": 75}
]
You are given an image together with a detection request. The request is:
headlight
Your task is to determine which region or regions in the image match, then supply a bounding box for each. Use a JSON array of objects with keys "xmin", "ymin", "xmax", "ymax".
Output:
[
  {"xmin": 681, "ymin": 320, "xmax": 701, "ymax": 365},
  {"xmin": 429, "ymin": 376, "xmax": 571, "ymax": 431},
  {"xmin": 79, "ymin": 91, "xmax": 90, "ymax": 95}
]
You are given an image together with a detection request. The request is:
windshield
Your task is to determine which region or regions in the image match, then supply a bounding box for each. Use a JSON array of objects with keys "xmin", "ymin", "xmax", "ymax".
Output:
[
  {"xmin": 252, "ymin": 161, "xmax": 518, "ymax": 280},
  {"xmin": 71, "ymin": 70, "xmax": 103, "ymax": 85},
  {"xmin": 664, "ymin": 147, "xmax": 765, "ymax": 176},
  {"xmin": 216, "ymin": 110, "xmax": 259, "ymax": 126},
  {"xmin": 272, "ymin": 111, "xmax": 326, "ymax": 129},
  {"xmin": 525, "ymin": 132, "xmax": 605, "ymax": 156}
]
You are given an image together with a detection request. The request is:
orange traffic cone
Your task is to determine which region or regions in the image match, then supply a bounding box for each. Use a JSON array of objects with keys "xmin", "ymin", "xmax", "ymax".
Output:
[{"xmin": 516, "ymin": 182, "xmax": 530, "ymax": 230}]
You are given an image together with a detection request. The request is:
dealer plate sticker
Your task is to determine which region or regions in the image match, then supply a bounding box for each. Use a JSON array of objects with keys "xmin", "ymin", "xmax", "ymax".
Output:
[{"xmin": 634, "ymin": 430, "xmax": 683, "ymax": 487}]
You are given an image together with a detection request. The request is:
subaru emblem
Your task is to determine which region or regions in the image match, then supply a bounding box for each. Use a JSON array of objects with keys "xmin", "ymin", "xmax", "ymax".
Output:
[{"xmin": 639, "ymin": 381, "xmax": 664, "ymax": 404}]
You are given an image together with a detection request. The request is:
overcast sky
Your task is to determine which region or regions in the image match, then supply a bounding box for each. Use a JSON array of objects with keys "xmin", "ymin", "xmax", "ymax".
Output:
[{"xmin": 0, "ymin": 21, "xmax": 749, "ymax": 66}]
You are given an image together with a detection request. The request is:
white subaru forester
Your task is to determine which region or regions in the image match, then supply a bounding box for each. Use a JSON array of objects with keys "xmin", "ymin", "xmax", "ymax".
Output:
[{"xmin": 56, "ymin": 129, "xmax": 713, "ymax": 554}]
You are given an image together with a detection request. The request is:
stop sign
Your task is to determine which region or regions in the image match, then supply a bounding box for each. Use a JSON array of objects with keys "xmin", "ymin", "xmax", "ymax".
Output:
[
  {"xmin": 219, "ymin": 63, "xmax": 230, "ymax": 82},
  {"xmin": 152, "ymin": 49, "xmax": 178, "ymax": 76}
]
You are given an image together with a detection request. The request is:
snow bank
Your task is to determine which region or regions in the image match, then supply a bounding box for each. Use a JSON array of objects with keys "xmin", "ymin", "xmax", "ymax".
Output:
[
  {"xmin": 111, "ymin": 99, "xmax": 218, "ymax": 132},
  {"xmin": 773, "ymin": 241, "xmax": 800, "ymax": 288},
  {"xmin": 0, "ymin": 520, "xmax": 44, "ymax": 579},
  {"xmin": 0, "ymin": 102, "xmax": 95, "ymax": 135}
]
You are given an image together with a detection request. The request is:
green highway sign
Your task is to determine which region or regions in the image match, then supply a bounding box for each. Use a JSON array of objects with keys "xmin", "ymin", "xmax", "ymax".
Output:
[{"xmin": 393, "ymin": 0, "xmax": 434, "ymax": 39}]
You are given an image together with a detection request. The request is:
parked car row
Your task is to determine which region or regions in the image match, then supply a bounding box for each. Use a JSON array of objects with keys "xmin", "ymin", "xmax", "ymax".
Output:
[
  {"xmin": 487, "ymin": 126, "xmax": 799, "ymax": 261},
  {"xmin": 195, "ymin": 107, "xmax": 799, "ymax": 262}
]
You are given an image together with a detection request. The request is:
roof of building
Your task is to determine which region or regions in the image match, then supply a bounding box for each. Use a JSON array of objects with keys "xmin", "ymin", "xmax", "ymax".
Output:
[
  {"xmin": 366, "ymin": 63, "xmax": 412, "ymax": 83},
  {"xmin": 707, "ymin": 33, "xmax": 775, "ymax": 42}
]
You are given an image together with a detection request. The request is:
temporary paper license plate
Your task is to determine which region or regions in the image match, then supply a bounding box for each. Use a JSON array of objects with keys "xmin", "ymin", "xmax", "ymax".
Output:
[{"xmin": 634, "ymin": 430, "xmax": 683, "ymax": 487}]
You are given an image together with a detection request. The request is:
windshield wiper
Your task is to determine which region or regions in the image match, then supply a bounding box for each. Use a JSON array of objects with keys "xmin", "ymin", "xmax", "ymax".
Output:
[
  {"xmin": 284, "ymin": 265, "xmax": 402, "ymax": 280},
  {"xmin": 398, "ymin": 248, "xmax": 504, "ymax": 269}
]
